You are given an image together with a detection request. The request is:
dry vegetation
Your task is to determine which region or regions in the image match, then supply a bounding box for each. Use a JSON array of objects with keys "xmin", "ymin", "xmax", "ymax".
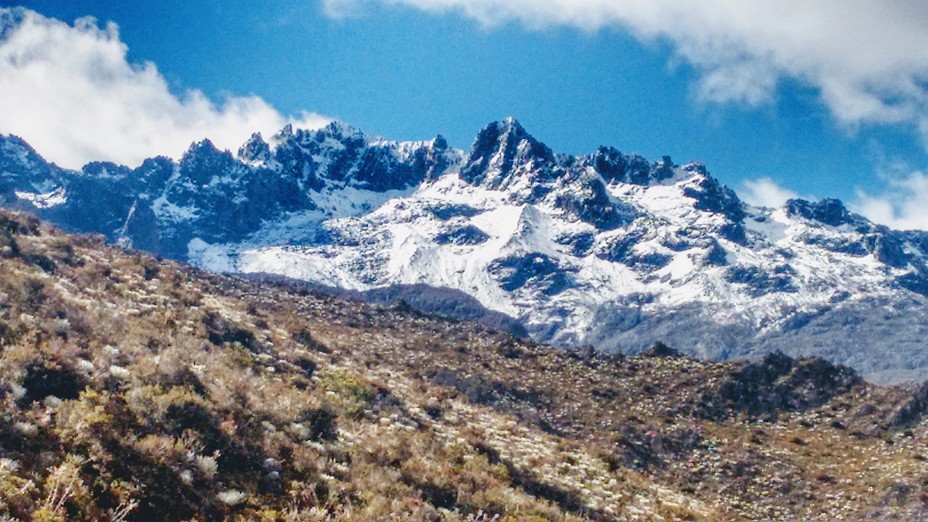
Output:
[{"xmin": 0, "ymin": 209, "xmax": 926, "ymax": 521}]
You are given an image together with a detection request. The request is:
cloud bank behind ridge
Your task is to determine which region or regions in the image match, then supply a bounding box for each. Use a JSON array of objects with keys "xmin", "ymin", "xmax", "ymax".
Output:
[{"xmin": 0, "ymin": 8, "xmax": 329, "ymax": 169}]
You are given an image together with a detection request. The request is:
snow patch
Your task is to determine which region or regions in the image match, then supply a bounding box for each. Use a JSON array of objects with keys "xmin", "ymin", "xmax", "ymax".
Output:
[
  {"xmin": 153, "ymin": 195, "xmax": 200, "ymax": 222},
  {"xmin": 15, "ymin": 187, "xmax": 67, "ymax": 208},
  {"xmin": 188, "ymin": 239, "xmax": 238, "ymax": 273}
]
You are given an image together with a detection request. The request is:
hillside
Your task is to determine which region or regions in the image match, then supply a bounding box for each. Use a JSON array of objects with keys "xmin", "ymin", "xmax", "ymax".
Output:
[
  {"xmin": 1, "ymin": 210, "xmax": 927, "ymax": 520},
  {"xmin": 3, "ymin": 120, "xmax": 928, "ymax": 383}
]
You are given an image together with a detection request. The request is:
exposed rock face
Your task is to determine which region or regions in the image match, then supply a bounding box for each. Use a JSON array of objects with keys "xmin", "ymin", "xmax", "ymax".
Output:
[
  {"xmin": 699, "ymin": 351, "xmax": 863, "ymax": 420},
  {"xmin": 460, "ymin": 118, "xmax": 556, "ymax": 190},
  {"xmin": 786, "ymin": 198, "xmax": 856, "ymax": 227}
]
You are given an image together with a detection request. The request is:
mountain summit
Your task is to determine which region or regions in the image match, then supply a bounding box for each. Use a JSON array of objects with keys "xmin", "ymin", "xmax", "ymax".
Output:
[{"xmin": 3, "ymin": 121, "xmax": 928, "ymax": 383}]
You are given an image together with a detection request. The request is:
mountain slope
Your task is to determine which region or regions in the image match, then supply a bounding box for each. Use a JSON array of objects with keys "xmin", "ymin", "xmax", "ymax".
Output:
[
  {"xmin": 3, "ymin": 120, "xmax": 928, "ymax": 382},
  {"xmin": 1, "ymin": 209, "xmax": 927, "ymax": 520}
]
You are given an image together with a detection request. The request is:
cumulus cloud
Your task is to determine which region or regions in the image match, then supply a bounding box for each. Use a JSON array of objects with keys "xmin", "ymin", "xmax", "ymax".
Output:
[
  {"xmin": 851, "ymin": 170, "xmax": 928, "ymax": 230},
  {"xmin": 740, "ymin": 177, "xmax": 799, "ymax": 209},
  {"xmin": 328, "ymin": 0, "xmax": 928, "ymax": 138},
  {"xmin": 0, "ymin": 8, "xmax": 329, "ymax": 169}
]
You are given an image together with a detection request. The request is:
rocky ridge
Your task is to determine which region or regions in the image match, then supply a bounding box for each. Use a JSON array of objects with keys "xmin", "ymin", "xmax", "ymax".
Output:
[{"xmin": 3, "ymin": 119, "xmax": 928, "ymax": 382}]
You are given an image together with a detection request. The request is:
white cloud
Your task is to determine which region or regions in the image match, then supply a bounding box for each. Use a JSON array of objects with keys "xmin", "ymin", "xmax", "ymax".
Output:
[
  {"xmin": 740, "ymin": 177, "xmax": 798, "ymax": 209},
  {"xmin": 0, "ymin": 8, "xmax": 329, "ymax": 169},
  {"xmin": 328, "ymin": 0, "xmax": 928, "ymax": 137},
  {"xmin": 851, "ymin": 170, "xmax": 928, "ymax": 230}
]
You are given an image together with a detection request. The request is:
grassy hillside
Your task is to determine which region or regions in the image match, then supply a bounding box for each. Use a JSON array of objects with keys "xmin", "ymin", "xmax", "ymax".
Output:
[{"xmin": 0, "ymin": 209, "xmax": 927, "ymax": 521}]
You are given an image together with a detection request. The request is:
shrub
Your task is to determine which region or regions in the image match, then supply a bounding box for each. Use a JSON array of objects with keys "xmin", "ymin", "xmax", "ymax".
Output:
[{"xmin": 18, "ymin": 361, "xmax": 86, "ymax": 407}]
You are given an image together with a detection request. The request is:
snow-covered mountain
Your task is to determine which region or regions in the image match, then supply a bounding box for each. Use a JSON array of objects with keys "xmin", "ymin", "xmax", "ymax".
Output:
[{"xmin": 3, "ymin": 118, "xmax": 928, "ymax": 383}]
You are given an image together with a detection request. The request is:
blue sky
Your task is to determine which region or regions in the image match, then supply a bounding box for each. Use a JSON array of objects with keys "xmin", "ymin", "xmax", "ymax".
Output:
[{"xmin": 2, "ymin": 1, "xmax": 928, "ymax": 228}]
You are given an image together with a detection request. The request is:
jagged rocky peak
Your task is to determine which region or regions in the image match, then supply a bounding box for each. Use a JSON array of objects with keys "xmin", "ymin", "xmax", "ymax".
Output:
[
  {"xmin": 275, "ymin": 123, "xmax": 294, "ymax": 138},
  {"xmin": 178, "ymin": 138, "xmax": 237, "ymax": 185},
  {"xmin": 130, "ymin": 156, "xmax": 175, "ymax": 188},
  {"xmin": 80, "ymin": 161, "xmax": 130, "ymax": 179},
  {"xmin": 651, "ymin": 155, "xmax": 677, "ymax": 181},
  {"xmin": 269, "ymin": 122, "xmax": 360, "ymax": 153},
  {"xmin": 271, "ymin": 121, "xmax": 370, "ymax": 154},
  {"xmin": 588, "ymin": 146, "xmax": 678, "ymax": 186},
  {"xmin": 237, "ymin": 132, "xmax": 271, "ymax": 164},
  {"xmin": 679, "ymin": 161, "xmax": 710, "ymax": 180},
  {"xmin": 681, "ymin": 170, "xmax": 748, "ymax": 243},
  {"xmin": 0, "ymin": 134, "xmax": 56, "ymax": 184},
  {"xmin": 268, "ymin": 121, "xmax": 449, "ymax": 192},
  {"xmin": 683, "ymin": 173, "xmax": 744, "ymax": 217},
  {"xmin": 786, "ymin": 198, "xmax": 859, "ymax": 227},
  {"xmin": 432, "ymin": 134, "xmax": 449, "ymax": 151},
  {"xmin": 0, "ymin": 134, "xmax": 39, "ymax": 160},
  {"xmin": 552, "ymin": 169, "xmax": 636, "ymax": 230},
  {"xmin": 273, "ymin": 121, "xmax": 367, "ymax": 151},
  {"xmin": 408, "ymin": 134, "xmax": 459, "ymax": 181},
  {"xmin": 460, "ymin": 117, "xmax": 558, "ymax": 189},
  {"xmin": 181, "ymin": 138, "xmax": 235, "ymax": 166},
  {"xmin": 320, "ymin": 120, "xmax": 366, "ymax": 141},
  {"xmin": 185, "ymin": 137, "xmax": 222, "ymax": 155}
]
